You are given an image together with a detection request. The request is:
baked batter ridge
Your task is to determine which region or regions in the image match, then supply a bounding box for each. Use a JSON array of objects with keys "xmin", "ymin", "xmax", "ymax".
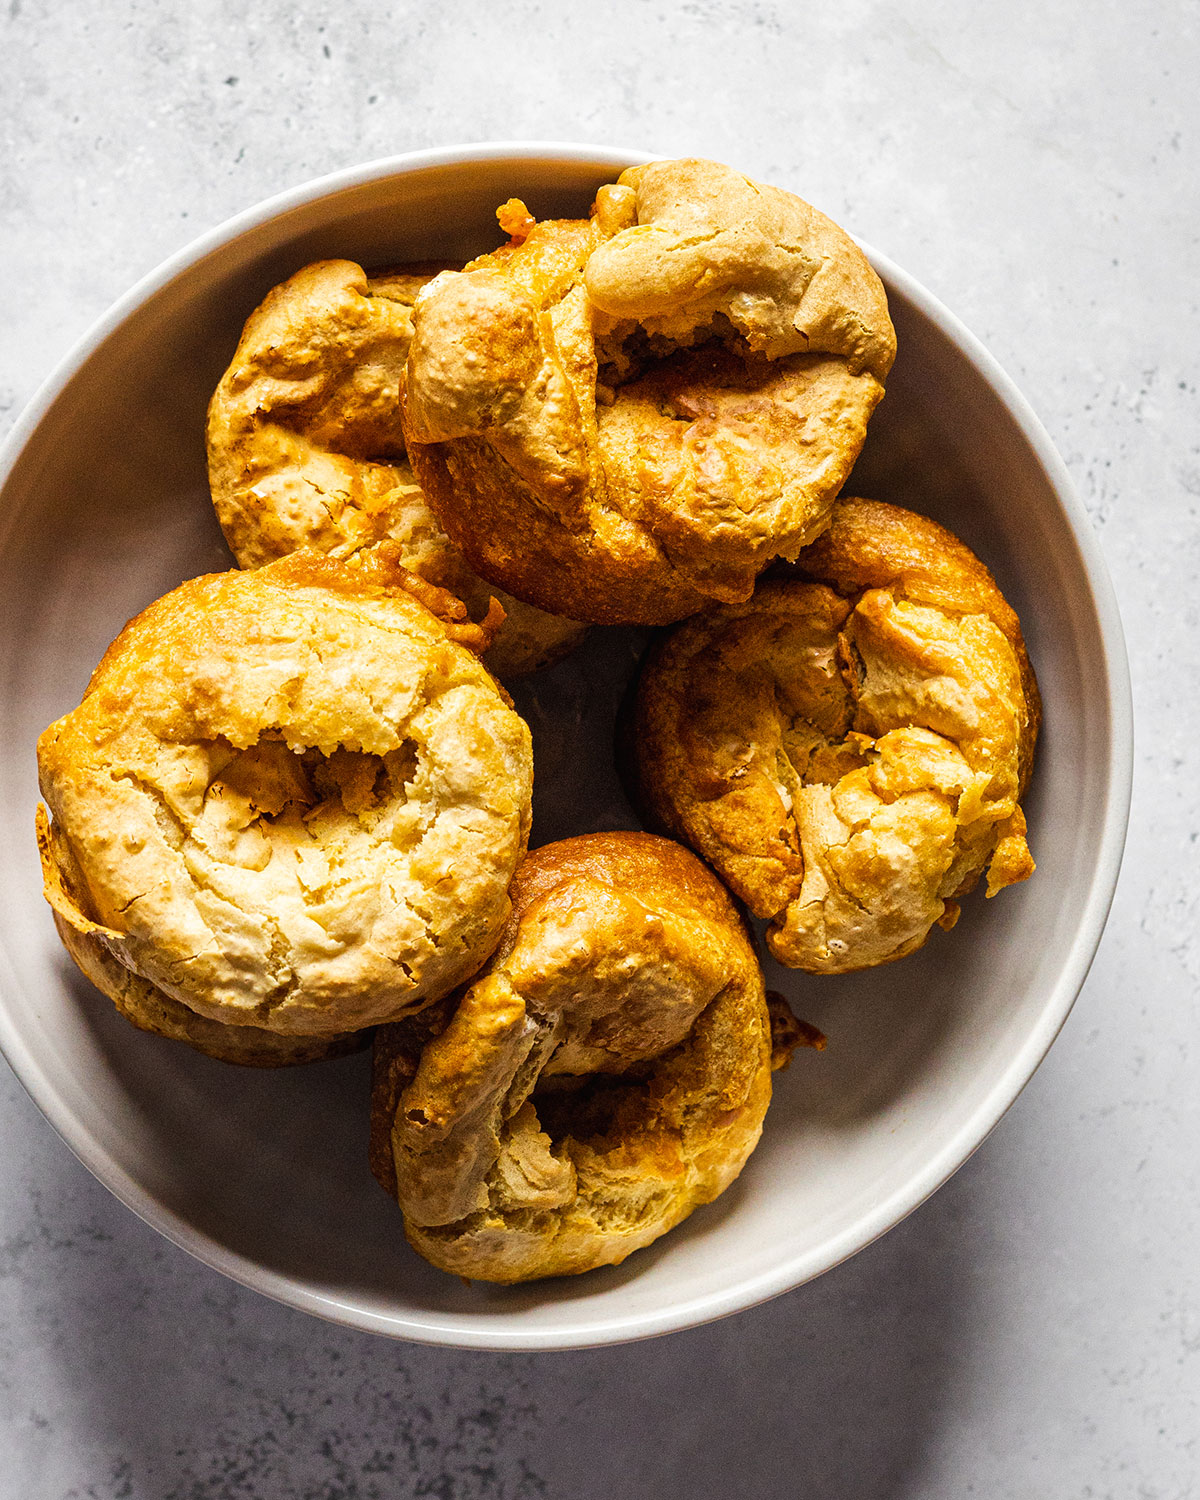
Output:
[
  {"xmin": 37, "ymin": 550, "xmax": 534, "ymax": 1040},
  {"xmin": 402, "ymin": 159, "xmax": 895, "ymax": 625},
  {"xmin": 369, "ymin": 832, "xmax": 772, "ymax": 1282},
  {"xmin": 207, "ymin": 258, "xmax": 587, "ymax": 677},
  {"xmin": 633, "ymin": 499, "xmax": 1040, "ymax": 973}
]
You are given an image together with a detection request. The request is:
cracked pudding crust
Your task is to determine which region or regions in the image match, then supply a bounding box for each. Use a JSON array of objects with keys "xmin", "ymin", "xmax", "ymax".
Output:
[
  {"xmin": 36, "ymin": 549, "xmax": 534, "ymax": 1043},
  {"xmin": 368, "ymin": 832, "xmax": 772, "ymax": 1283},
  {"xmin": 401, "ymin": 158, "xmax": 896, "ymax": 626},
  {"xmin": 38, "ymin": 806, "xmax": 365, "ymax": 1066},
  {"xmin": 206, "ymin": 257, "xmax": 587, "ymax": 678},
  {"xmin": 633, "ymin": 499, "xmax": 1040, "ymax": 973}
]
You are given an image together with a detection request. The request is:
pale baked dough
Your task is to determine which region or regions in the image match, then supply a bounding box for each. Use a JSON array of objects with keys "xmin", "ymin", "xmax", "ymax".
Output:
[
  {"xmin": 206, "ymin": 258, "xmax": 587, "ymax": 678},
  {"xmin": 369, "ymin": 832, "xmax": 772, "ymax": 1283},
  {"xmin": 40, "ymin": 808, "xmax": 364, "ymax": 1066},
  {"xmin": 402, "ymin": 159, "xmax": 896, "ymax": 625},
  {"xmin": 634, "ymin": 499, "xmax": 1040, "ymax": 972},
  {"xmin": 37, "ymin": 548, "xmax": 534, "ymax": 1039}
]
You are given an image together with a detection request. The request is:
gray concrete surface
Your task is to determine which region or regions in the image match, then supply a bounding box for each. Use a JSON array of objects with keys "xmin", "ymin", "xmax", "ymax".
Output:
[{"xmin": 2, "ymin": 1, "xmax": 1197, "ymax": 1495}]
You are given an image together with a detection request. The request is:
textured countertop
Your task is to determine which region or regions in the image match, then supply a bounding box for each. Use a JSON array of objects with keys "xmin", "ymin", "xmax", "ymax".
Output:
[{"xmin": 2, "ymin": 3, "xmax": 1197, "ymax": 1496}]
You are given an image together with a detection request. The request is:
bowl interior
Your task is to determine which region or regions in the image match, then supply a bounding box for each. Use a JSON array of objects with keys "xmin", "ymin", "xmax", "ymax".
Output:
[{"xmin": 0, "ymin": 149, "xmax": 1126, "ymax": 1348}]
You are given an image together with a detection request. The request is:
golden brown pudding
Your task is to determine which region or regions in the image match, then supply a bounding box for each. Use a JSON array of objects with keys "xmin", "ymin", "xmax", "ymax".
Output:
[
  {"xmin": 37, "ymin": 548, "xmax": 534, "ymax": 1044},
  {"xmin": 402, "ymin": 159, "xmax": 895, "ymax": 625},
  {"xmin": 633, "ymin": 499, "xmax": 1040, "ymax": 972},
  {"xmin": 369, "ymin": 832, "xmax": 772, "ymax": 1282},
  {"xmin": 207, "ymin": 258, "xmax": 587, "ymax": 677}
]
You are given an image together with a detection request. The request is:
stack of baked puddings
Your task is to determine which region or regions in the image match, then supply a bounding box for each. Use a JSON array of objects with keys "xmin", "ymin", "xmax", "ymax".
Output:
[{"xmin": 35, "ymin": 159, "xmax": 1039, "ymax": 1284}]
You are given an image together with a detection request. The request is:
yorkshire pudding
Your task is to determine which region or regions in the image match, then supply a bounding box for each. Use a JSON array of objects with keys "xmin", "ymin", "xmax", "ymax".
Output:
[
  {"xmin": 36, "ymin": 548, "xmax": 534, "ymax": 1043},
  {"xmin": 401, "ymin": 159, "xmax": 896, "ymax": 626},
  {"xmin": 369, "ymin": 832, "xmax": 773, "ymax": 1283},
  {"xmin": 634, "ymin": 499, "xmax": 1040, "ymax": 973},
  {"xmin": 206, "ymin": 258, "xmax": 587, "ymax": 678}
]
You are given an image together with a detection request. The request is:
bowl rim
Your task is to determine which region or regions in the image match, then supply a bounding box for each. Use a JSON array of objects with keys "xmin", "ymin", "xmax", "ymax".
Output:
[{"xmin": 0, "ymin": 141, "xmax": 1134, "ymax": 1351}]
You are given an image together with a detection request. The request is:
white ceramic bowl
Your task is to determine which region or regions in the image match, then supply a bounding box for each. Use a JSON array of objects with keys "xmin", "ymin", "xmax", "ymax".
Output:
[{"xmin": 0, "ymin": 144, "xmax": 1131, "ymax": 1349}]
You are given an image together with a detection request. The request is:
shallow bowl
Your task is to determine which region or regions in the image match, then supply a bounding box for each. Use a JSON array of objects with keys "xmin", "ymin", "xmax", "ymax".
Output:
[{"xmin": 0, "ymin": 143, "xmax": 1132, "ymax": 1349}]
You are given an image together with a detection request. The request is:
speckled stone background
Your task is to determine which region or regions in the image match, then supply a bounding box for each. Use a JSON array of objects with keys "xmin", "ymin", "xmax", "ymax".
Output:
[{"xmin": 2, "ymin": 3, "xmax": 1197, "ymax": 1496}]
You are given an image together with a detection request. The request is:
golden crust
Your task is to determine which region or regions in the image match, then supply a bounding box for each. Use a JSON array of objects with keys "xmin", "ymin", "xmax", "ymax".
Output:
[
  {"xmin": 36, "ymin": 552, "xmax": 534, "ymax": 1038},
  {"xmin": 633, "ymin": 499, "xmax": 1040, "ymax": 973},
  {"xmin": 402, "ymin": 159, "xmax": 896, "ymax": 625},
  {"xmin": 41, "ymin": 809, "xmax": 363, "ymax": 1065},
  {"xmin": 206, "ymin": 258, "xmax": 587, "ymax": 678},
  {"xmin": 369, "ymin": 832, "xmax": 772, "ymax": 1283}
]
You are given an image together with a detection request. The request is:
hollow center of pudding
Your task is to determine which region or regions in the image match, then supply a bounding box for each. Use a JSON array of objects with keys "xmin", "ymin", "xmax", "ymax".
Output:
[
  {"xmin": 187, "ymin": 736, "xmax": 419, "ymax": 872},
  {"xmin": 593, "ymin": 311, "xmax": 758, "ymax": 400},
  {"xmin": 130, "ymin": 733, "xmax": 427, "ymax": 933}
]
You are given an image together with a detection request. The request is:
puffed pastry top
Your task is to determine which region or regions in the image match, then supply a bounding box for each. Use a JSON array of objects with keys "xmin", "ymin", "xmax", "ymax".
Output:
[
  {"xmin": 36, "ymin": 548, "xmax": 534, "ymax": 1037},
  {"xmin": 206, "ymin": 258, "xmax": 587, "ymax": 678},
  {"xmin": 402, "ymin": 159, "xmax": 896, "ymax": 626},
  {"xmin": 634, "ymin": 499, "xmax": 1040, "ymax": 973},
  {"xmin": 369, "ymin": 832, "xmax": 773, "ymax": 1282}
]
